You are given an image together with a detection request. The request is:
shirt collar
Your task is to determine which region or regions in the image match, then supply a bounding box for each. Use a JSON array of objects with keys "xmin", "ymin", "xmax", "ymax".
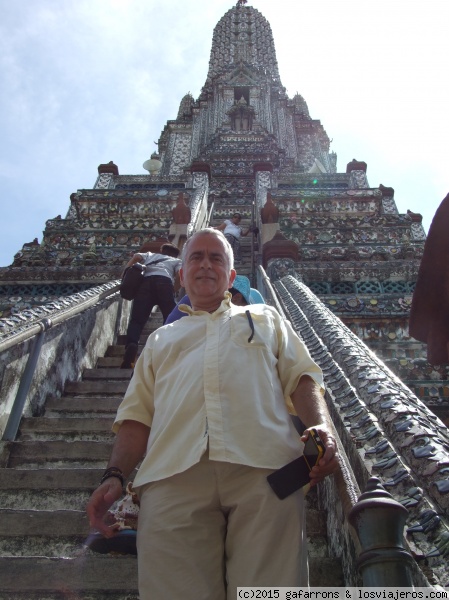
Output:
[{"xmin": 180, "ymin": 291, "xmax": 232, "ymax": 317}]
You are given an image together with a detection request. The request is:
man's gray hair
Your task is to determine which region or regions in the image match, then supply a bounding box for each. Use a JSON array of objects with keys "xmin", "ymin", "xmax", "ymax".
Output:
[{"xmin": 181, "ymin": 228, "xmax": 234, "ymax": 270}]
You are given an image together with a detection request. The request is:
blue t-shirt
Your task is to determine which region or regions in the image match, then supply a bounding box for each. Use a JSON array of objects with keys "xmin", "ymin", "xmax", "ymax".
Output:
[{"xmin": 165, "ymin": 294, "xmax": 191, "ymax": 324}]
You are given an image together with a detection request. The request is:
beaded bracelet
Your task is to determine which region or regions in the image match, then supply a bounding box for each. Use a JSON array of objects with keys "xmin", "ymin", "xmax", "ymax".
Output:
[{"xmin": 100, "ymin": 466, "xmax": 125, "ymax": 487}]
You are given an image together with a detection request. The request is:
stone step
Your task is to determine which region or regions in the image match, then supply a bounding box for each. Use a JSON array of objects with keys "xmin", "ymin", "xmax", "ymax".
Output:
[
  {"xmin": 0, "ymin": 592, "xmax": 138, "ymax": 600},
  {"xmin": 17, "ymin": 432, "xmax": 114, "ymax": 444},
  {"xmin": 96, "ymin": 356, "xmax": 123, "ymax": 368},
  {"xmin": 105, "ymin": 344, "xmax": 144, "ymax": 358},
  {"xmin": 0, "ymin": 547, "xmax": 340, "ymax": 587},
  {"xmin": 310, "ymin": 556, "xmax": 344, "ymax": 586},
  {"xmin": 20, "ymin": 417, "xmax": 114, "ymax": 433},
  {"xmin": 6, "ymin": 440, "xmax": 112, "ymax": 468},
  {"xmin": 45, "ymin": 396, "xmax": 122, "ymax": 415},
  {"xmin": 0, "ymin": 556, "xmax": 138, "ymax": 596},
  {"xmin": 117, "ymin": 333, "xmax": 153, "ymax": 345},
  {"xmin": 2, "ymin": 536, "xmax": 86, "ymax": 558},
  {"xmin": 0, "ymin": 468, "xmax": 102, "ymax": 490},
  {"xmin": 0, "ymin": 509, "xmax": 89, "ymax": 556},
  {"xmin": 82, "ymin": 368, "xmax": 134, "ymax": 381},
  {"xmin": 116, "ymin": 318, "xmax": 162, "ymax": 340},
  {"xmin": 0, "ymin": 507, "xmax": 340, "ymax": 580},
  {"xmin": 143, "ymin": 315, "xmax": 163, "ymax": 327},
  {"xmin": 64, "ymin": 381, "xmax": 130, "ymax": 395},
  {"xmin": 0, "ymin": 507, "xmax": 341, "ymax": 583},
  {"xmin": 0, "ymin": 468, "xmax": 136, "ymax": 511},
  {"xmin": 0, "ymin": 487, "xmax": 92, "ymax": 511},
  {"xmin": 18, "ymin": 416, "xmax": 115, "ymax": 441},
  {"xmin": 0, "ymin": 509, "xmax": 109, "ymax": 558}
]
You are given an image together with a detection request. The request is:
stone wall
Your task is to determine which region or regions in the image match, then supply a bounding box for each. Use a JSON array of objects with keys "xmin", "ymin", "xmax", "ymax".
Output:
[{"xmin": 0, "ymin": 294, "xmax": 130, "ymax": 441}]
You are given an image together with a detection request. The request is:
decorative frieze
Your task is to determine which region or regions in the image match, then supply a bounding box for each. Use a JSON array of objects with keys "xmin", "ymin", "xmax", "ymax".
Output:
[
  {"xmin": 255, "ymin": 171, "xmax": 271, "ymax": 210},
  {"xmin": 277, "ymin": 196, "xmax": 378, "ymax": 214},
  {"xmin": 381, "ymin": 197, "xmax": 399, "ymax": 214},
  {"xmin": 0, "ymin": 281, "xmax": 118, "ymax": 340},
  {"xmin": 348, "ymin": 170, "xmax": 369, "ymax": 189},
  {"xmin": 94, "ymin": 173, "xmax": 114, "ymax": 189},
  {"xmin": 410, "ymin": 222, "xmax": 426, "ymax": 240},
  {"xmin": 169, "ymin": 133, "xmax": 192, "ymax": 175},
  {"xmin": 320, "ymin": 294, "xmax": 414, "ymax": 317}
]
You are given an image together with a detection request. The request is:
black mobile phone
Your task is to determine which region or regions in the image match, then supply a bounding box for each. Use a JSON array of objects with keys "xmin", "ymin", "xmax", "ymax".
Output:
[{"xmin": 267, "ymin": 428, "xmax": 326, "ymax": 500}]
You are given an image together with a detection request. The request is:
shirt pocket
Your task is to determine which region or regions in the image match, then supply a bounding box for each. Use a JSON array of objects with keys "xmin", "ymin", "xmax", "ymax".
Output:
[{"xmin": 229, "ymin": 311, "xmax": 275, "ymax": 350}]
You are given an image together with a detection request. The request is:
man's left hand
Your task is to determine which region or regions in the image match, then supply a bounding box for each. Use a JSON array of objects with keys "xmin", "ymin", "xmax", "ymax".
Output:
[{"xmin": 301, "ymin": 425, "xmax": 339, "ymax": 486}]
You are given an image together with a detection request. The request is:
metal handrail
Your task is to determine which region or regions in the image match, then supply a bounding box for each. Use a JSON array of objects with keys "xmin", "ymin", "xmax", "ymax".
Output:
[
  {"xmin": 206, "ymin": 198, "xmax": 215, "ymax": 227},
  {"xmin": 257, "ymin": 265, "xmax": 287, "ymax": 318},
  {"xmin": 187, "ymin": 182, "xmax": 209, "ymax": 236},
  {"xmin": 250, "ymin": 200, "xmax": 256, "ymax": 287},
  {"xmin": 2, "ymin": 318, "xmax": 52, "ymax": 441}
]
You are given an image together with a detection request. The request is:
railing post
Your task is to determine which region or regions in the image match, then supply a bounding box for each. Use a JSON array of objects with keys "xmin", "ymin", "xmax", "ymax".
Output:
[
  {"xmin": 2, "ymin": 318, "xmax": 52, "ymax": 441},
  {"xmin": 348, "ymin": 477, "xmax": 415, "ymax": 586}
]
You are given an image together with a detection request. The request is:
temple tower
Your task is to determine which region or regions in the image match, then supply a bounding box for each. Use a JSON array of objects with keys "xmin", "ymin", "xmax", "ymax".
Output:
[{"xmin": 0, "ymin": 2, "xmax": 447, "ymax": 421}]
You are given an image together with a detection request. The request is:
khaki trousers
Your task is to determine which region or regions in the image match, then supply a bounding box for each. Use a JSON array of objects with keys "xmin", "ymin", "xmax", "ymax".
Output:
[{"xmin": 137, "ymin": 456, "xmax": 308, "ymax": 600}]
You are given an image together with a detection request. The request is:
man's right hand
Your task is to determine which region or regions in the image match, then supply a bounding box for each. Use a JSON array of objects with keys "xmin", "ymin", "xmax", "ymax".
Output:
[
  {"xmin": 86, "ymin": 420, "xmax": 150, "ymax": 536},
  {"xmin": 86, "ymin": 478, "xmax": 123, "ymax": 538}
]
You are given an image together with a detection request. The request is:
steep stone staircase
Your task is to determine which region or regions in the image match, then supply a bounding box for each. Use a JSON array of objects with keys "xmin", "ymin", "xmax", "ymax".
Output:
[
  {"xmin": 0, "ymin": 312, "xmax": 157, "ymax": 599},
  {"xmin": 0, "ymin": 310, "xmax": 342, "ymax": 599}
]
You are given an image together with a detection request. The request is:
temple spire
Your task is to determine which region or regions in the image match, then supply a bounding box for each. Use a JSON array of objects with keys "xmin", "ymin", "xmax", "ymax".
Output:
[{"xmin": 206, "ymin": 3, "xmax": 281, "ymax": 84}]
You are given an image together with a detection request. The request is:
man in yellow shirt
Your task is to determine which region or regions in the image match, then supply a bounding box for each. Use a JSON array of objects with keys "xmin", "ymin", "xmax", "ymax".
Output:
[{"xmin": 87, "ymin": 228, "xmax": 338, "ymax": 600}]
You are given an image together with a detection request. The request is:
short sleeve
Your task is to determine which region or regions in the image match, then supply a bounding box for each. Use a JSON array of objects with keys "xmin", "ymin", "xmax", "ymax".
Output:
[{"xmin": 113, "ymin": 341, "xmax": 156, "ymax": 433}]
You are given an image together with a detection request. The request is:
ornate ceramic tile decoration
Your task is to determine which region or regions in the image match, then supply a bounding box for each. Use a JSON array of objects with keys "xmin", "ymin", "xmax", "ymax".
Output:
[{"xmin": 274, "ymin": 276, "xmax": 449, "ymax": 584}]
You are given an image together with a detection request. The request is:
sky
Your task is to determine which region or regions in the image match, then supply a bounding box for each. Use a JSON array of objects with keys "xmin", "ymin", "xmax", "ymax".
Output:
[{"xmin": 0, "ymin": 0, "xmax": 448, "ymax": 268}]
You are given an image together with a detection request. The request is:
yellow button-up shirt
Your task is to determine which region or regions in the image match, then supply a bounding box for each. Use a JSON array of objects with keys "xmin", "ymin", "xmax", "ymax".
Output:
[{"xmin": 113, "ymin": 295, "xmax": 324, "ymax": 488}]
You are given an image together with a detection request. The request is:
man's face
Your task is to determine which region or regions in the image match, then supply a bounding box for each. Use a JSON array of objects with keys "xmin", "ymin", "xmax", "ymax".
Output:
[
  {"xmin": 180, "ymin": 234, "xmax": 236, "ymax": 310},
  {"xmin": 232, "ymin": 215, "xmax": 241, "ymax": 224}
]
